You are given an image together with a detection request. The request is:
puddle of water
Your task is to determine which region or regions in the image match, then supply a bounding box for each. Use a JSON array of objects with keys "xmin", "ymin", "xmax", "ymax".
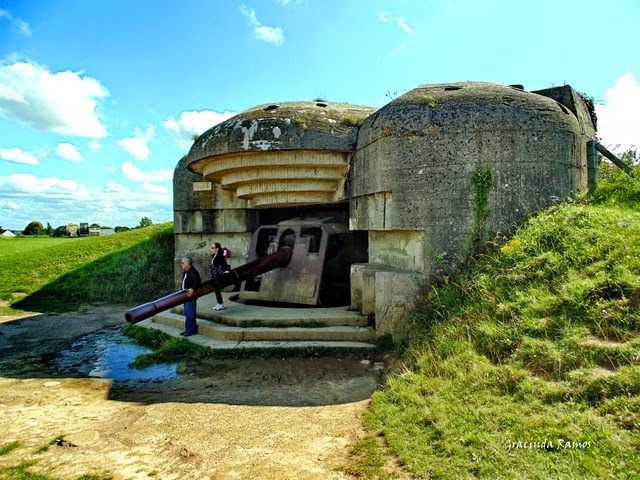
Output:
[{"xmin": 54, "ymin": 326, "xmax": 177, "ymax": 381}]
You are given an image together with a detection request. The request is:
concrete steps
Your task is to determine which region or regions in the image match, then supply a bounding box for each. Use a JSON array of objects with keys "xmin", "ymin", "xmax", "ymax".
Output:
[{"xmin": 137, "ymin": 292, "xmax": 376, "ymax": 351}]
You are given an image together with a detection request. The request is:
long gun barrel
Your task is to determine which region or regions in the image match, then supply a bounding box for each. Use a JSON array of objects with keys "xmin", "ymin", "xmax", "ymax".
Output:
[{"xmin": 124, "ymin": 247, "xmax": 292, "ymax": 324}]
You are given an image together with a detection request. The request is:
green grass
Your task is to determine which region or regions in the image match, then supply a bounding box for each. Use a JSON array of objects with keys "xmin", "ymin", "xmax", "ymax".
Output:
[
  {"xmin": 0, "ymin": 237, "xmax": 71, "ymax": 258},
  {"xmin": 0, "ymin": 462, "xmax": 112, "ymax": 480},
  {"xmin": 342, "ymin": 116, "xmax": 367, "ymax": 127},
  {"xmin": 124, "ymin": 326, "xmax": 213, "ymax": 368},
  {"xmin": 0, "ymin": 223, "xmax": 174, "ymax": 315},
  {"xmin": 0, "ymin": 461, "xmax": 52, "ymax": 480},
  {"xmin": 351, "ymin": 164, "xmax": 640, "ymax": 479},
  {"xmin": 0, "ymin": 443, "xmax": 112, "ymax": 480},
  {"xmin": 0, "ymin": 442, "xmax": 21, "ymax": 456}
]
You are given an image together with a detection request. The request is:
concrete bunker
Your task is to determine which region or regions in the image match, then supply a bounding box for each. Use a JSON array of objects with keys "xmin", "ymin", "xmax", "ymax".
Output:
[{"xmin": 172, "ymin": 82, "xmax": 596, "ymax": 341}]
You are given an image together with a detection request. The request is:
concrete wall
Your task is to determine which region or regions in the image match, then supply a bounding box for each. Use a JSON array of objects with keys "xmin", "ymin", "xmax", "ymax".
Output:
[
  {"xmin": 173, "ymin": 155, "xmax": 257, "ymax": 288},
  {"xmin": 347, "ymin": 82, "xmax": 595, "ymax": 338},
  {"xmin": 350, "ymin": 82, "xmax": 594, "ymax": 269}
]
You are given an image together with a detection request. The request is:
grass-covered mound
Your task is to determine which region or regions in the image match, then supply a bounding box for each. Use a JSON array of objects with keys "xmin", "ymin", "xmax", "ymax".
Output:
[
  {"xmin": 0, "ymin": 223, "xmax": 174, "ymax": 315},
  {"xmin": 349, "ymin": 165, "xmax": 640, "ymax": 479}
]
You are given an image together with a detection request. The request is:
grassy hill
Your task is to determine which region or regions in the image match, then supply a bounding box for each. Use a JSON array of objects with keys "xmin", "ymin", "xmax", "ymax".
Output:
[
  {"xmin": 0, "ymin": 223, "xmax": 174, "ymax": 316},
  {"xmin": 348, "ymin": 164, "xmax": 640, "ymax": 479}
]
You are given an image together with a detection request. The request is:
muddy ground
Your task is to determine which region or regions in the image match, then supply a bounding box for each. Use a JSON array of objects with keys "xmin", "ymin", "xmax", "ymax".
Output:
[{"xmin": 0, "ymin": 306, "xmax": 397, "ymax": 480}]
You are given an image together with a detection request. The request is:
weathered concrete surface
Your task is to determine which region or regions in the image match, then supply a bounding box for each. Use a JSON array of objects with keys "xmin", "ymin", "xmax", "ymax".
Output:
[
  {"xmin": 350, "ymin": 81, "xmax": 596, "ymax": 276},
  {"xmin": 184, "ymin": 102, "xmax": 375, "ymax": 210},
  {"xmin": 350, "ymin": 265, "xmax": 420, "ymax": 336},
  {"xmin": 146, "ymin": 314, "xmax": 375, "ymax": 344},
  {"xmin": 187, "ymin": 102, "xmax": 376, "ymax": 161},
  {"xmin": 373, "ymin": 270, "xmax": 421, "ymax": 336},
  {"xmin": 173, "ymin": 152, "xmax": 258, "ymax": 288}
]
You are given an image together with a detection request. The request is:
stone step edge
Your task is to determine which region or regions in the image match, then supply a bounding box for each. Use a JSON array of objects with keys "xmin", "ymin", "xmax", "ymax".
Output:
[
  {"xmin": 152, "ymin": 312, "xmax": 375, "ymax": 342},
  {"xmin": 171, "ymin": 306, "xmax": 371, "ymax": 328},
  {"xmin": 136, "ymin": 318, "xmax": 377, "ymax": 350}
]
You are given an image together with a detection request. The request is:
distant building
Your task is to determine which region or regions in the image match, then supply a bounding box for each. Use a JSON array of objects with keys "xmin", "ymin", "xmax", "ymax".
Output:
[
  {"xmin": 1, "ymin": 230, "xmax": 16, "ymax": 238},
  {"xmin": 89, "ymin": 227, "xmax": 116, "ymax": 236},
  {"xmin": 55, "ymin": 224, "xmax": 79, "ymax": 237}
]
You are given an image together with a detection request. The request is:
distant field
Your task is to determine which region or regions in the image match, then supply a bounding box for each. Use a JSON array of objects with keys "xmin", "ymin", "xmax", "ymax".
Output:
[
  {"xmin": 0, "ymin": 224, "xmax": 174, "ymax": 315},
  {"xmin": 0, "ymin": 236, "xmax": 83, "ymax": 259}
]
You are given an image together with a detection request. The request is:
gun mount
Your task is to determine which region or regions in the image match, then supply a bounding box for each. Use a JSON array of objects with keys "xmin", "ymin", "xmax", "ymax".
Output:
[
  {"xmin": 240, "ymin": 217, "xmax": 367, "ymax": 306},
  {"xmin": 124, "ymin": 246, "xmax": 292, "ymax": 324}
]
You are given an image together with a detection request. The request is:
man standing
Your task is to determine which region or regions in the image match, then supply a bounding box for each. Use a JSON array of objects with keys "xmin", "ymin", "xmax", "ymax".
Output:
[{"xmin": 180, "ymin": 256, "xmax": 201, "ymax": 336}]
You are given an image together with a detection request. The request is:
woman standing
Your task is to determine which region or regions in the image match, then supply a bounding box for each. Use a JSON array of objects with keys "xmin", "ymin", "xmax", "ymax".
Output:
[{"xmin": 210, "ymin": 242, "xmax": 230, "ymax": 311}]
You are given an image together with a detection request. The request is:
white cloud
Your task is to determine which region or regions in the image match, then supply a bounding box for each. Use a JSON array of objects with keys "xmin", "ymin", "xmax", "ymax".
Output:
[
  {"xmin": 377, "ymin": 10, "xmax": 414, "ymax": 34},
  {"xmin": 378, "ymin": 11, "xmax": 392, "ymax": 23},
  {"xmin": 55, "ymin": 142, "xmax": 83, "ymax": 162},
  {"xmin": 0, "ymin": 172, "xmax": 172, "ymax": 229},
  {"xmin": 0, "ymin": 200, "xmax": 20, "ymax": 210},
  {"xmin": 116, "ymin": 138, "xmax": 149, "ymax": 160},
  {"xmin": 240, "ymin": 6, "xmax": 284, "ymax": 46},
  {"xmin": 121, "ymin": 160, "xmax": 173, "ymax": 183},
  {"xmin": 116, "ymin": 126, "xmax": 155, "ymax": 160},
  {"xmin": 0, "ymin": 147, "xmax": 39, "ymax": 165},
  {"xmin": 162, "ymin": 110, "xmax": 236, "ymax": 149},
  {"xmin": 106, "ymin": 166, "xmax": 117, "ymax": 173},
  {"xmin": 104, "ymin": 180, "xmax": 129, "ymax": 193},
  {"xmin": 0, "ymin": 9, "xmax": 31, "ymax": 36},
  {"xmin": 89, "ymin": 139, "xmax": 102, "ymax": 151},
  {"xmin": 397, "ymin": 17, "xmax": 414, "ymax": 34},
  {"xmin": 0, "ymin": 173, "xmax": 91, "ymax": 200},
  {"xmin": 142, "ymin": 182, "xmax": 169, "ymax": 194},
  {"xmin": 0, "ymin": 61, "xmax": 109, "ymax": 137},
  {"xmin": 595, "ymin": 72, "xmax": 640, "ymax": 153},
  {"xmin": 255, "ymin": 25, "xmax": 285, "ymax": 44}
]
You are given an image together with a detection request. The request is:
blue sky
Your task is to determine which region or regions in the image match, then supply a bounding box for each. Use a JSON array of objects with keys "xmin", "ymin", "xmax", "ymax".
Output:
[{"xmin": 1, "ymin": 0, "xmax": 639, "ymax": 231}]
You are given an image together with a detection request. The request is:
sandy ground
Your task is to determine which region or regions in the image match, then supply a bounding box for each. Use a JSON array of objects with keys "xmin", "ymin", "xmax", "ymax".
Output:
[{"xmin": 0, "ymin": 306, "xmax": 392, "ymax": 480}]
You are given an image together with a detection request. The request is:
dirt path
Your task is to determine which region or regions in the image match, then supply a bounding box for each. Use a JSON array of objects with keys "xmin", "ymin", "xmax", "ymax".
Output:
[{"xmin": 0, "ymin": 306, "xmax": 389, "ymax": 479}]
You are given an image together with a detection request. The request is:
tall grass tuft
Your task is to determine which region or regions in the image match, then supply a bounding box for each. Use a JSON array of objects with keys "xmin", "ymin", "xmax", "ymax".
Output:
[
  {"xmin": 352, "ymin": 162, "xmax": 640, "ymax": 479},
  {"xmin": 1, "ymin": 223, "xmax": 174, "ymax": 314}
]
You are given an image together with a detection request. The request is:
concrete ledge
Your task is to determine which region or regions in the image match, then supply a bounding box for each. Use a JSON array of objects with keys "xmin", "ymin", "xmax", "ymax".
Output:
[
  {"xmin": 136, "ymin": 318, "xmax": 376, "ymax": 351},
  {"xmin": 150, "ymin": 312, "xmax": 375, "ymax": 342},
  {"xmin": 174, "ymin": 292, "xmax": 371, "ymax": 328},
  {"xmin": 375, "ymin": 270, "xmax": 421, "ymax": 337},
  {"xmin": 132, "ymin": 290, "xmax": 377, "ymax": 349}
]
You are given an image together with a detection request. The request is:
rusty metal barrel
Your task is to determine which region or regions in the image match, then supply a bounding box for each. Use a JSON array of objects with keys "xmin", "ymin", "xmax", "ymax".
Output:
[{"xmin": 124, "ymin": 247, "xmax": 292, "ymax": 324}]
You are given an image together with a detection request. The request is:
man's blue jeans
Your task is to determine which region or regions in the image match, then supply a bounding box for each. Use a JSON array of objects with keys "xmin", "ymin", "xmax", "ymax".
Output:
[{"xmin": 184, "ymin": 299, "xmax": 197, "ymax": 334}]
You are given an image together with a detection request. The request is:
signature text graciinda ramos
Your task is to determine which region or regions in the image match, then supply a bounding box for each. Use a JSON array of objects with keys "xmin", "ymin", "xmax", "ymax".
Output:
[{"xmin": 505, "ymin": 439, "xmax": 592, "ymax": 451}]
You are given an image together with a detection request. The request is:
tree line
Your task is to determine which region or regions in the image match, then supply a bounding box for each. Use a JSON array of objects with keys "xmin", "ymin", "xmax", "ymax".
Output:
[{"xmin": 19, "ymin": 216, "xmax": 154, "ymax": 237}]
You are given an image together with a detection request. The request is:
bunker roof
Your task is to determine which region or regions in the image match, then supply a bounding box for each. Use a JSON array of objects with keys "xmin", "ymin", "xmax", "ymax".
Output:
[
  {"xmin": 186, "ymin": 101, "xmax": 376, "ymax": 174},
  {"xmin": 357, "ymin": 81, "xmax": 592, "ymax": 147}
]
